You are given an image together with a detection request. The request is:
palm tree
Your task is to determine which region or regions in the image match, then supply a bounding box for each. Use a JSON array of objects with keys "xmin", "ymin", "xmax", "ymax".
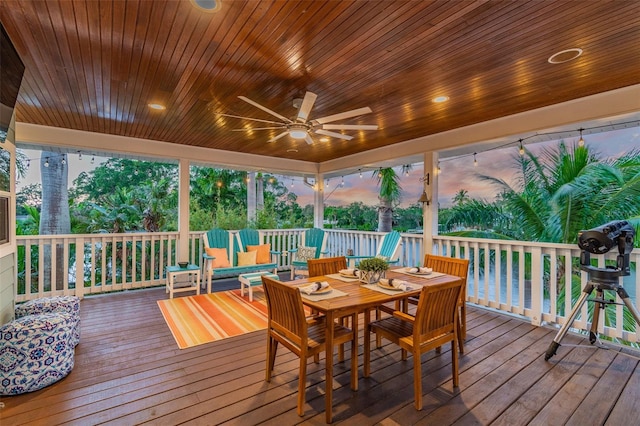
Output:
[
  {"xmin": 374, "ymin": 165, "xmax": 411, "ymax": 232},
  {"xmin": 481, "ymin": 143, "xmax": 640, "ymax": 243},
  {"xmin": 480, "ymin": 142, "xmax": 640, "ymax": 334}
]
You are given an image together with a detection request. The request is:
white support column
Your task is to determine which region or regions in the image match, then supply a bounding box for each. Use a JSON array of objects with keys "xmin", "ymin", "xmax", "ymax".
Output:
[
  {"xmin": 247, "ymin": 171, "xmax": 256, "ymax": 223},
  {"xmin": 178, "ymin": 159, "xmax": 190, "ymax": 263},
  {"xmin": 314, "ymin": 173, "xmax": 324, "ymax": 228},
  {"xmin": 422, "ymin": 152, "xmax": 438, "ymax": 258}
]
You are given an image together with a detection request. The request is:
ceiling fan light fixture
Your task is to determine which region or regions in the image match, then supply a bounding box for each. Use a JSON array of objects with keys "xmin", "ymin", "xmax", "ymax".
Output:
[
  {"xmin": 432, "ymin": 96, "xmax": 449, "ymax": 103},
  {"xmin": 289, "ymin": 129, "xmax": 307, "ymax": 139}
]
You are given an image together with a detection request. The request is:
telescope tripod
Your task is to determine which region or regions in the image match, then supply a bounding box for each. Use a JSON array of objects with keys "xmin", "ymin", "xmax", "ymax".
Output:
[{"xmin": 545, "ymin": 280, "xmax": 640, "ymax": 361}]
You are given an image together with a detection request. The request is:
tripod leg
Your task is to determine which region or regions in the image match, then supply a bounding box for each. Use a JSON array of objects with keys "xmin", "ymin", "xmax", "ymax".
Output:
[
  {"xmin": 545, "ymin": 283, "xmax": 594, "ymax": 361},
  {"xmin": 589, "ymin": 288, "xmax": 603, "ymax": 344},
  {"xmin": 616, "ymin": 287, "xmax": 640, "ymax": 326}
]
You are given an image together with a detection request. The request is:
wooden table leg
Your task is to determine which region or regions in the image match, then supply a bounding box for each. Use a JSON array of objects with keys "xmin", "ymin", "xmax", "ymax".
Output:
[
  {"xmin": 325, "ymin": 310, "xmax": 334, "ymax": 424},
  {"xmin": 363, "ymin": 308, "xmax": 371, "ymax": 377},
  {"xmin": 351, "ymin": 311, "xmax": 358, "ymax": 391}
]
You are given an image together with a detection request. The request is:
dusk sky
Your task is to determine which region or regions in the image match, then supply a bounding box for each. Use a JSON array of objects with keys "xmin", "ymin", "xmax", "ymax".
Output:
[
  {"xmin": 17, "ymin": 126, "xmax": 639, "ymax": 209},
  {"xmin": 292, "ymin": 125, "xmax": 639, "ymax": 208}
]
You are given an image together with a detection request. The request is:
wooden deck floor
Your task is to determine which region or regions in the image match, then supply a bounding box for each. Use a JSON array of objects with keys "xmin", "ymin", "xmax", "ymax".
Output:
[{"xmin": 2, "ymin": 283, "xmax": 639, "ymax": 425}]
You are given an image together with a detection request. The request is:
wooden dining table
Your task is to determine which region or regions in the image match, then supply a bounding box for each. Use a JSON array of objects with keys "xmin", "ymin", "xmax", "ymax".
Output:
[{"xmin": 288, "ymin": 268, "xmax": 463, "ymax": 423}]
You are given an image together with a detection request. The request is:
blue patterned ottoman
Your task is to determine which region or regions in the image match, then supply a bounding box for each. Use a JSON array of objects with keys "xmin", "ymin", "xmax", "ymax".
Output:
[
  {"xmin": 0, "ymin": 312, "xmax": 76, "ymax": 395},
  {"xmin": 15, "ymin": 296, "xmax": 80, "ymax": 347}
]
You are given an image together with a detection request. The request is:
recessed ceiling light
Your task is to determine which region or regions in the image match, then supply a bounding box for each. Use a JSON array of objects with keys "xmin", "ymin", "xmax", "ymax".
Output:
[
  {"xmin": 190, "ymin": 0, "xmax": 221, "ymax": 12},
  {"xmin": 432, "ymin": 96, "xmax": 449, "ymax": 103},
  {"xmin": 148, "ymin": 103, "xmax": 166, "ymax": 110},
  {"xmin": 548, "ymin": 48, "xmax": 583, "ymax": 64},
  {"xmin": 287, "ymin": 149, "xmax": 298, "ymax": 153},
  {"xmin": 319, "ymin": 137, "xmax": 329, "ymax": 142}
]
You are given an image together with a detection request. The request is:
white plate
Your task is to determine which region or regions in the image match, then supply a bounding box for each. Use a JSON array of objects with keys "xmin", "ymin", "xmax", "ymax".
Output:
[
  {"xmin": 377, "ymin": 282, "xmax": 403, "ymax": 291},
  {"xmin": 405, "ymin": 268, "xmax": 432, "ymax": 275}
]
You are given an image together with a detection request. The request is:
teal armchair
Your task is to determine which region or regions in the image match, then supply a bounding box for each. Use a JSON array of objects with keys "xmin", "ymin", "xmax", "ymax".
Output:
[
  {"xmin": 289, "ymin": 228, "xmax": 328, "ymax": 279},
  {"xmin": 346, "ymin": 231, "xmax": 402, "ymax": 268}
]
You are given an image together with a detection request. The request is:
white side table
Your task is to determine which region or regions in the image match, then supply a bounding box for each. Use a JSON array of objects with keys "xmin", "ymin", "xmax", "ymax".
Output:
[
  {"xmin": 166, "ymin": 264, "xmax": 201, "ymax": 298},
  {"xmin": 239, "ymin": 271, "xmax": 280, "ymax": 301}
]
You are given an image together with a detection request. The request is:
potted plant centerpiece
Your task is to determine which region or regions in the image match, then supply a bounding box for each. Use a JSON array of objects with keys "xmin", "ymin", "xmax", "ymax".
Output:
[{"xmin": 357, "ymin": 256, "xmax": 390, "ymax": 284}]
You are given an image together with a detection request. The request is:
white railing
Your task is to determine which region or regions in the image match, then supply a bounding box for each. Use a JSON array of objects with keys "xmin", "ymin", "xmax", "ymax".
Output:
[
  {"xmin": 15, "ymin": 229, "xmax": 639, "ymax": 344},
  {"xmin": 432, "ymin": 236, "xmax": 639, "ymax": 345},
  {"xmin": 15, "ymin": 229, "xmax": 307, "ymax": 302}
]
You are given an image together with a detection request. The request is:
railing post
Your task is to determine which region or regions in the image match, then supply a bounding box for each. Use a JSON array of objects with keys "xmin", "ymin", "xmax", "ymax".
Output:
[
  {"xmin": 530, "ymin": 246, "xmax": 543, "ymax": 326},
  {"xmin": 75, "ymin": 236, "xmax": 85, "ymax": 299}
]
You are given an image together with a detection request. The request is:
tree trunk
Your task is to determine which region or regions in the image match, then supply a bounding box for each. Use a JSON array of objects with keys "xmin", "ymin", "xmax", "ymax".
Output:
[
  {"xmin": 40, "ymin": 152, "xmax": 71, "ymax": 290},
  {"xmin": 377, "ymin": 197, "xmax": 393, "ymax": 232}
]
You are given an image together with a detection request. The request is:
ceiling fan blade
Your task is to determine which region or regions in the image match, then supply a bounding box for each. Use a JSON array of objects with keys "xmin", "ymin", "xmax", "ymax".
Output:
[
  {"xmin": 312, "ymin": 106, "xmax": 373, "ymax": 124},
  {"xmin": 322, "ymin": 124, "xmax": 379, "ymax": 130},
  {"xmin": 296, "ymin": 91, "xmax": 317, "ymax": 123},
  {"xmin": 232, "ymin": 126, "xmax": 286, "ymax": 131},
  {"xmin": 315, "ymin": 129, "xmax": 354, "ymax": 140},
  {"xmin": 216, "ymin": 113, "xmax": 283, "ymax": 126},
  {"xmin": 267, "ymin": 132, "xmax": 289, "ymax": 143},
  {"xmin": 238, "ymin": 96, "xmax": 292, "ymax": 123},
  {"xmin": 304, "ymin": 133, "xmax": 314, "ymax": 145}
]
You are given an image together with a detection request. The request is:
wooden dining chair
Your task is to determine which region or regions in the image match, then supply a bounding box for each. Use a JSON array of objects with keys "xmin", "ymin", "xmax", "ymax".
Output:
[
  {"xmin": 261, "ymin": 275, "xmax": 358, "ymax": 417},
  {"xmin": 307, "ymin": 256, "xmax": 347, "ymax": 277},
  {"xmin": 422, "ymin": 254, "xmax": 469, "ymax": 353},
  {"xmin": 307, "ymin": 255, "xmax": 350, "ymax": 359},
  {"xmin": 363, "ymin": 279, "xmax": 463, "ymax": 411}
]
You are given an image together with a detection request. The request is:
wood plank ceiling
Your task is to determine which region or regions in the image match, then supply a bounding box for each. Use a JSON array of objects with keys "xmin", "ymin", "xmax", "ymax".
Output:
[{"xmin": 1, "ymin": 0, "xmax": 639, "ymax": 163}]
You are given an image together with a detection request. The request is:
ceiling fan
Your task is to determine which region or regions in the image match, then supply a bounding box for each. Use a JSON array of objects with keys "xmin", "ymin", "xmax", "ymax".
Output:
[{"xmin": 218, "ymin": 91, "xmax": 378, "ymax": 145}]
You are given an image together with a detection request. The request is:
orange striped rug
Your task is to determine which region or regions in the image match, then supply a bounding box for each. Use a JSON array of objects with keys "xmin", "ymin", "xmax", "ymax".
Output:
[{"xmin": 157, "ymin": 289, "xmax": 268, "ymax": 349}]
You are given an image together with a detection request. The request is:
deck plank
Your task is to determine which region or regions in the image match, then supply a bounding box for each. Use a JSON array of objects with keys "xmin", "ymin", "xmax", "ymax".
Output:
[{"xmin": 1, "ymin": 286, "xmax": 638, "ymax": 426}]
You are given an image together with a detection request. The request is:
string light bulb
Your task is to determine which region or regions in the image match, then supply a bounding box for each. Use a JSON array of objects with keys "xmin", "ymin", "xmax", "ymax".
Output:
[
  {"xmin": 473, "ymin": 152, "xmax": 478, "ymax": 167},
  {"xmin": 578, "ymin": 128, "xmax": 585, "ymax": 147},
  {"xmin": 359, "ymin": 169, "xmax": 362, "ymax": 178},
  {"xmin": 44, "ymin": 158, "xmax": 49, "ymax": 167},
  {"xmin": 61, "ymin": 157, "xmax": 66, "ymax": 165},
  {"xmin": 91, "ymin": 156, "xmax": 95, "ymax": 164},
  {"xmin": 518, "ymin": 139, "xmax": 525, "ymax": 156},
  {"xmin": 78, "ymin": 152, "xmax": 82, "ymax": 160},
  {"xmin": 340, "ymin": 176, "xmax": 344, "ymax": 186}
]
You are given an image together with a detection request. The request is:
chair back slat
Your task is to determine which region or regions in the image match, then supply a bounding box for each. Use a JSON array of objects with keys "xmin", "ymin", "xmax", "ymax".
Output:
[
  {"xmin": 377, "ymin": 231, "xmax": 402, "ymax": 260},
  {"xmin": 307, "ymin": 256, "xmax": 347, "ymax": 277},
  {"xmin": 204, "ymin": 228, "xmax": 229, "ymax": 250},
  {"xmin": 423, "ymin": 254, "xmax": 469, "ymax": 280},
  {"xmin": 237, "ymin": 228, "xmax": 260, "ymax": 252},
  {"xmin": 303, "ymin": 228, "xmax": 326, "ymax": 258},
  {"xmin": 414, "ymin": 280, "xmax": 463, "ymax": 341},
  {"xmin": 262, "ymin": 276, "xmax": 307, "ymax": 346}
]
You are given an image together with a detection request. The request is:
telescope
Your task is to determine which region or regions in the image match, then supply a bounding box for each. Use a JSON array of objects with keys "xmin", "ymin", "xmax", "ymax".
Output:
[
  {"xmin": 578, "ymin": 220, "xmax": 635, "ymax": 283},
  {"xmin": 545, "ymin": 219, "xmax": 639, "ymax": 361}
]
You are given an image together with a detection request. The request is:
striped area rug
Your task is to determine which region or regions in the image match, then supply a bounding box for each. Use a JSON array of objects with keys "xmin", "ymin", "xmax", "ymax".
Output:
[{"xmin": 157, "ymin": 289, "xmax": 268, "ymax": 349}]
